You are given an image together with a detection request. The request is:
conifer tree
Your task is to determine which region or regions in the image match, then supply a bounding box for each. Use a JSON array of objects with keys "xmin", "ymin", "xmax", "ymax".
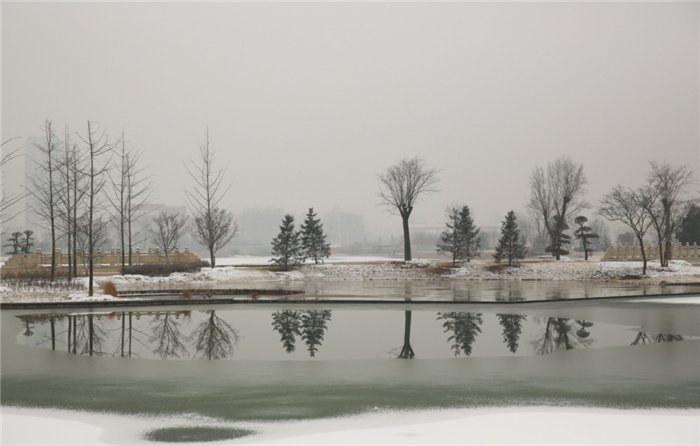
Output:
[
  {"xmin": 300, "ymin": 208, "xmax": 331, "ymax": 264},
  {"xmin": 574, "ymin": 215, "xmax": 599, "ymax": 260},
  {"xmin": 493, "ymin": 211, "xmax": 527, "ymax": 266},
  {"xmin": 271, "ymin": 214, "xmax": 303, "ymax": 269},
  {"xmin": 437, "ymin": 205, "xmax": 481, "ymax": 266},
  {"xmin": 458, "ymin": 205, "xmax": 480, "ymax": 262},
  {"xmin": 545, "ymin": 215, "xmax": 571, "ymax": 258},
  {"xmin": 436, "ymin": 207, "xmax": 461, "ymax": 266}
]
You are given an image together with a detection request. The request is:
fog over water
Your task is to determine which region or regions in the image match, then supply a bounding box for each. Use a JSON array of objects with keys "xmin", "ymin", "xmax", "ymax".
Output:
[{"xmin": 2, "ymin": 3, "xmax": 698, "ymax": 244}]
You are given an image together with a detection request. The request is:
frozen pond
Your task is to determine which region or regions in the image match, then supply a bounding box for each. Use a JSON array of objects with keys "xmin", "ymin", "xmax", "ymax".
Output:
[{"xmin": 2, "ymin": 300, "xmax": 699, "ymax": 431}]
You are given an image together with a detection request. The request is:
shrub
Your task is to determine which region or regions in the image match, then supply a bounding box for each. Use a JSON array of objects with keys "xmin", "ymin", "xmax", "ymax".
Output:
[
  {"xmin": 101, "ymin": 280, "xmax": 118, "ymax": 297},
  {"xmin": 122, "ymin": 261, "xmax": 210, "ymax": 277}
]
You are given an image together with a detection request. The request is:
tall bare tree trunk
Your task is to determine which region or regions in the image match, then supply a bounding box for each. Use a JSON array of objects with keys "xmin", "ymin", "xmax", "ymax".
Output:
[{"xmin": 402, "ymin": 213, "xmax": 411, "ymax": 261}]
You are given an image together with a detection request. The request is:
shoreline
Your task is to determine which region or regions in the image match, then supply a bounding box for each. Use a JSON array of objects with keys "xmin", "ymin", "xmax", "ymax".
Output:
[{"xmin": 2, "ymin": 259, "xmax": 700, "ymax": 305}]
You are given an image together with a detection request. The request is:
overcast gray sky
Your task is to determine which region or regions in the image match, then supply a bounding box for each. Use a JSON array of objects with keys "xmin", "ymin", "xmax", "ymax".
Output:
[{"xmin": 2, "ymin": 2, "xmax": 698, "ymax": 234}]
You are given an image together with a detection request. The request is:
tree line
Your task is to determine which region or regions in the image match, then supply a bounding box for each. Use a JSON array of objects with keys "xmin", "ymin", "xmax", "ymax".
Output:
[
  {"xmin": 2, "ymin": 121, "xmax": 239, "ymax": 295},
  {"xmin": 377, "ymin": 155, "xmax": 697, "ymax": 273}
]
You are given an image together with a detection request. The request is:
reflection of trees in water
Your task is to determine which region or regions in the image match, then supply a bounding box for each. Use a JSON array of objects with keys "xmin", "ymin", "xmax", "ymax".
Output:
[
  {"xmin": 531, "ymin": 317, "xmax": 594, "ymax": 355},
  {"xmin": 631, "ymin": 332, "xmax": 684, "ymax": 345},
  {"xmin": 193, "ymin": 311, "xmax": 239, "ymax": 360},
  {"xmin": 301, "ymin": 310, "xmax": 332, "ymax": 357},
  {"xmin": 437, "ymin": 312, "xmax": 483, "ymax": 356},
  {"xmin": 271, "ymin": 310, "xmax": 332, "ymax": 357},
  {"xmin": 74, "ymin": 314, "xmax": 107, "ymax": 356},
  {"xmin": 398, "ymin": 310, "xmax": 415, "ymax": 359},
  {"xmin": 150, "ymin": 312, "xmax": 190, "ymax": 359},
  {"xmin": 497, "ymin": 314, "xmax": 527, "ymax": 353},
  {"xmin": 18, "ymin": 314, "xmax": 65, "ymax": 351},
  {"xmin": 271, "ymin": 310, "xmax": 302, "ymax": 353}
]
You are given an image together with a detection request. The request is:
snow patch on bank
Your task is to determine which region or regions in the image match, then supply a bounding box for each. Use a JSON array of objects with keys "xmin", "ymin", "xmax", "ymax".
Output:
[{"xmin": 2, "ymin": 406, "xmax": 699, "ymax": 445}]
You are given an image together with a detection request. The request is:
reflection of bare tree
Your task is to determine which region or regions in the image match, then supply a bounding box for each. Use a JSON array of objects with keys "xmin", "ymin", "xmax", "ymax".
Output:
[
  {"xmin": 271, "ymin": 310, "xmax": 302, "ymax": 353},
  {"xmin": 631, "ymin": 332, "xmax": 684, "ymax": 345},
  {"xmin": 398, "ymin": 311, "xmax": 415, "ymax": 359},
  {"xmin": 70, "ymin": 314, "xmax": 107, "ymax": 356},
  {"xmin": 193, "ymin": 311, "xmax": 239, "ymax": 360},
  {"xmin": 532, "ymin": 317, "xmax": 594, "ymax": 355},
  {"xmin": 437, "ymin": 312, "xmax": 483, "ymax": 356},
  {"xmin": 150, "ymin": 312, "xmax": 190, "ymax": 359},
  {"xmin": 301, "ymin": 310, "xmax": 332, "ymax": 357},
  {"xmin": 497, "ymin": 314, "xmax": 527, "ymax": 353}
]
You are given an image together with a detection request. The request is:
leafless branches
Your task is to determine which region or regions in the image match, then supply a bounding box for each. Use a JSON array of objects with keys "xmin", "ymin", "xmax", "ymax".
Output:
[
  {"xmin": 185, "ymin": 129, "xmax": 237, "ymax": 266},
  {"xmin": 377, "ymin": 157, "xmax": 439, "ymax": 261},
  {"xmin": 1, "ymin": 137, "xmax": 25, "ymax": 224},
  {"xmin": 76, "ymin": 121, "xmax": 116, "ymax": 295},
  {"xmin": 599, "ymin": 186, "xmax": 653, "ymax": 275},
  {"xmin": 150, "ymin": 212, "xmax": 187, "ymax": 263},
  {"xmin": 26, "ymin": 120, "xmax": 60, "ymax": 280},
  {"xmin": 528, "ymin": 156, "xmax": 588, "ymax": 260},
  {"xmin": 647, "ymin": 161, "xmax": 695, "ymax": 264},
  {"xmin": 108, "ymin": 133, "xmax": 152, "ymax": 272}
]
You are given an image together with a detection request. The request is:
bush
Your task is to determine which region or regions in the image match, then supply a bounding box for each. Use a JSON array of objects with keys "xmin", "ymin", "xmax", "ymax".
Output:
[
  {"xmin": 101, "ymin": 280, "xmax": 118, "ymax": 297},
  {"xmin": 122, "ymin": 261, "xmax": 210, "ymax": 277}
]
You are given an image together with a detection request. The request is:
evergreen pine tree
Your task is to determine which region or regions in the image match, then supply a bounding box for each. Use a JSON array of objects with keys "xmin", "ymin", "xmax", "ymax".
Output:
[
  {"xmin": 458, "ymin": 205, "xmax": 480, "ymax": 262},
  {"xmin": 545, "ymin": 215, "xmax": 571, "ymax": 258},
  {"xmin": 270, "ymin": 214, "xmax": 303, "ymax": 269},
  {"xmin": 300, "ymin": 208, "xmax": 331, "ymax": 264},
  {"xmin": 493, "ymin": 211, "xmax": 527, "ymax": 266},
  {"xmin": 573, "ymin": 215, "xmax": 599, "ymax": 260},
  {"xmin": 676, "ymin": 204, "xmax": 700, "ymax": 244},
  {"xmin": 436, "ymin": 207, "xmax": 461, "ymax": 266}
]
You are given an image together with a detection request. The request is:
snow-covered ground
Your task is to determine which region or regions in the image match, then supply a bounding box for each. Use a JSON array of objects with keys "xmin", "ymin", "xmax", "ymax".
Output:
[
  {"xmin": 2, "ymin": 259, "xmax": 699, "ymax": 303},
  {"xmin": 3, "ymin": 406, "xmax": 698, "ymax": 445},
  {"xmin": 216, "ymin": 255, "xmax": 399, "ymax": 266}
]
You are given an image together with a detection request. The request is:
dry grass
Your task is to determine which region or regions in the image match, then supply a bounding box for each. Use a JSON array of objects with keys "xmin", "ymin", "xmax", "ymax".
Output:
[{"xmin": 101, "ymin": 280, "xmax": 118, "ymax": 297}]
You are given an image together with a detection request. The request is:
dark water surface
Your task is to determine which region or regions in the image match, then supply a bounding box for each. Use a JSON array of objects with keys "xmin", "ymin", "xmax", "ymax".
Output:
[{"xmin": 2, "ymin": 301, "xmax": 699, "ymax": 423}]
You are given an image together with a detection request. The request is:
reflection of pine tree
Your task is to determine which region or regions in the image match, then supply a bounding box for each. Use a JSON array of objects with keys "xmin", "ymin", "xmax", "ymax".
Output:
[
  {"xmin": 532, "ymin": 318, "xmax": 594, "ymax": 355},
  {"xmin": 193, "ymin": 311, "xmax": 239, "ymax": 360},
  {"xmin": 271, "ymin": 310, "xmax": 302, "ymax": 353},
  {"xmin": 301, "ymin": 310, "xmax": 332, "ymax": 357},
  {"xmin": 437, "ymin": 312, "xmax": 483, "ymax": 356},
  {"xmin": 631, "ymin": 332, "xmax": 684, "ymax": 345},
  {"xmin": 150, "ymin": 312, "xmax": 189, "ymax": 359},
  {"xmin": 497, "ymin": 314, "xmax": 527, "ymax": 353}
]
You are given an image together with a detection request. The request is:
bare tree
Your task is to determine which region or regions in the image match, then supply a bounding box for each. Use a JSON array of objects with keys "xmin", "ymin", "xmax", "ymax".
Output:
[
  {"xmin": 108, "ymin": 133, "xmax": 151, "ymax": 272},
  {"xmin": 647, "ymin": 162, "xmax": 695, "ymax": 265},
  {"xmin": 185, "ymin": 129, "xmax": 237, "ymax": 267},
  {"xmin": 124, "ymin": 149, "xmax": 151, "ymax": 266},
  {"xmin": 1, "ymin": 137, "xmax": 24, "ymax": 224},
  {"xmin": 26, "ymin": 120, "xmax": 59, "ymax": 280},
  {"xmin": 150, "ymin": 212, "xmax": 187, "ymax": 263},
  {"xmin": 76, "ymin": 121, "xmax": 115, "ymax": 296},
  {"xmin": 599, "ymin": 186, "xmax": 653, "ymax": 275},
  {"xmin": 528, "ymin": 156, "xmax": 588, "ymax": 260},
  {"xmin": 56, "ymin": 125, "xmax": 88, "ymax": 281},
  {"xmin": 378, "ymin": 157, "xmax": 439, "ymax": 261}
]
